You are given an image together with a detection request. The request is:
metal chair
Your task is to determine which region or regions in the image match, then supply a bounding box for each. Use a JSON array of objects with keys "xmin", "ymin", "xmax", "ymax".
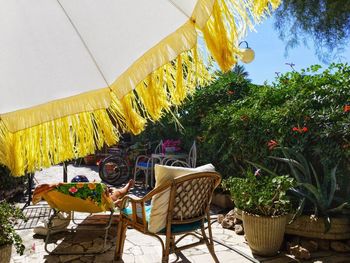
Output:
[
  {"xmin": 115, "ymin": 171, "xmax": 221, "ymax": 263},
  {"xmin": 187, "ymin": 140, "xmax": 197, "ymax": 168},
  {"xmin": 133, "ymin": 140, "xmax": 162, "ymax": 188},
  {"xmin": 162, "ymin": 158, "xmax": 190, "ymax": 167}
]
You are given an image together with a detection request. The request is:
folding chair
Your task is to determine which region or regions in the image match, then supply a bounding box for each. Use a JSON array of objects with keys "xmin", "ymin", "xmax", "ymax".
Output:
[{"xmin": 32, "ymin": 182, "xmax": 115, "ymax": 255}]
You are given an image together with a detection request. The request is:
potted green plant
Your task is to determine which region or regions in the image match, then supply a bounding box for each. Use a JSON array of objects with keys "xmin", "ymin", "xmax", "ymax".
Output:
[
  {"xmin": 0, "ymin": 201, "xmax": 26, "ymax": 262},
  {"xmin": 225, "ymin": 169, "xmax": 294, "ymax": 256},
  {"xmin": 268, "ymin": 147, "xmax": 350, "ymax": 239}
]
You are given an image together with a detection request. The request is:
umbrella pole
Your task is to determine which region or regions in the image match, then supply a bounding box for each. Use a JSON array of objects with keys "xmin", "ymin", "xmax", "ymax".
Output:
[
  {"xmin": 23, "ymin": 173, "xmax": 34, "ymax": 209},
  {"xmin": 63, "ymin": 162, "xmax": 68, "ymax": 182}
]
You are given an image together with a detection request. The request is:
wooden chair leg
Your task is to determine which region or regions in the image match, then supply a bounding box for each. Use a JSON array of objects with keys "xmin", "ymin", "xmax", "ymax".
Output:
[
  {"xmin": 162, "ymin": 233, "xmax": 172, "ymax": 263},
  {"xmin": 169, "ymin": 235, "xmax": 175, "ymax": 253},
  {"xmin": 115, "ymin": 220, "xmax": 127, "ymax": 260},
  {"xmin": 201, "ymin": 225, "xmax": 219, "ymax": 263}
]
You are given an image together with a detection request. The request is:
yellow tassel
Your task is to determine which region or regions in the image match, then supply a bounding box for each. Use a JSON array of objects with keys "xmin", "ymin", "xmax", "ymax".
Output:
[
  {"xmin": 174, "ymin": 55, "xmax": 186, "ymax": 105},
  {"xmin": 201, "ymin": 0, "xmax": 281, "ymax": 72},
  {"xmin": 202, "ymin": 0, "xmax": 236, "ymax": 72},
  {"xmin": 119, "ymin": 93, "xmax": 146, "ymax": 135},
  {"xmin": 135, "ymin": 72, "xmax": 169, "ymax": 121}
]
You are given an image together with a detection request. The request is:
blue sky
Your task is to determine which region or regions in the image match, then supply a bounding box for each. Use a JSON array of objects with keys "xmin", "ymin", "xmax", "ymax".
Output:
[{"xmin": 241, "ymin": 17, "xmax": 350, "ymax": 85}]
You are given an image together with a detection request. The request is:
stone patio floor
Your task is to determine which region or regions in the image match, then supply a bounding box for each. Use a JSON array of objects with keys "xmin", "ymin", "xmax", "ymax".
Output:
[{"xmin": 11, "ymin": 165, "xmax": 350, "ymax": 263}]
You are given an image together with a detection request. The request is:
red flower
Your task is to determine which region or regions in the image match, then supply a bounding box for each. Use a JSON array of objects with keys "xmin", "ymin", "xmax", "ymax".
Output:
[
  {"xmin": 292, "ymin": 126, "xmax": 308, "ymax": 134},
  {"xmin": 344, "ymin": 105, "xmax": 350, "ymax": 112},
  {"xmin": 267, "ymin": 140, "xmax": 278, "ymax": 150},
  {"xmin": 69, "ymin": 187, "xmax": 78, "ymax": 194}
]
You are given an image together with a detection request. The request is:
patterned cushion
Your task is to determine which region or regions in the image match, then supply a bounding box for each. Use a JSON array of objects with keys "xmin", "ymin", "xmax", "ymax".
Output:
[{"xmin": 148, "ymin": 164, "xmax": 215, "ymax": 233}]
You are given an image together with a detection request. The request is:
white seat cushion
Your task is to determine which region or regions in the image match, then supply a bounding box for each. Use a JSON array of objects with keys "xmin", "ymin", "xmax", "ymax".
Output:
[{"xmin": 148, "ymin": 164, "xmax": 215, "ymax": 233}]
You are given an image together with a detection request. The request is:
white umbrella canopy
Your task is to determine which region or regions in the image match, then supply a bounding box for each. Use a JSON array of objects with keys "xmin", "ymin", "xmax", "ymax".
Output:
[{"xmin": 0, "ymin": 0, "xmax": 280, "ymax": 176}]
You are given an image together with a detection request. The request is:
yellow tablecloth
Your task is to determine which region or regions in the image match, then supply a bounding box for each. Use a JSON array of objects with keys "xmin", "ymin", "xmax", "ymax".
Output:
[{"xmin": 33, "ymin": 183, "xmax": 114, "ymax": 213}]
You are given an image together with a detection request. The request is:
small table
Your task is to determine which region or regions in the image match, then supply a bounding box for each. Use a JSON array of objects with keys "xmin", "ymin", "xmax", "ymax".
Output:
[
  {"xmin": 150, "ymin": 153, "xmax": 188, "ymax": 186},
  {"xmin": 151, "ymin": 153, "xmax": 188, "ymax": 162}
]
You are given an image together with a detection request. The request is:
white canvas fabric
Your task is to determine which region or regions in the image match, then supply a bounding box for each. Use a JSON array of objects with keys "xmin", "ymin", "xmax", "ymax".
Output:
[
  {"xmin": 148, "ymin": 163, "xmax": 215, "ymax": 233},
  {"xmin": 0, "ymin": 0, "xmax": 196, "ymax": 113}
]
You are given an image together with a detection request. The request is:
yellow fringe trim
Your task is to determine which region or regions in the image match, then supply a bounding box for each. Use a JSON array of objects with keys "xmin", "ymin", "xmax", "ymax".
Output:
[
  {"xmin": 200, "ymin": 0, "xmax": 281, "ymax": 72},
  {"xmin": 0, "ymin": 0, "xmax": 280, "ymax": 176}
]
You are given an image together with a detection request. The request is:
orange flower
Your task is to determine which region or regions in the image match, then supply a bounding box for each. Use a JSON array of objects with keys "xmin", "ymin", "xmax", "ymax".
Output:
[
  {"xmin": 88, "ymin": 183, "xmax": 96, "ymax": 190},
  {"xmin": 292, "ymin": 126, "xmax": 308, "ymax": 133},
  {"xmin": 76, "ymin": 182, "xmax": 84, "ymax": 189},
  {"xmin": 344, "ymin": 105, "xmax": 350, "ymax": 112}
]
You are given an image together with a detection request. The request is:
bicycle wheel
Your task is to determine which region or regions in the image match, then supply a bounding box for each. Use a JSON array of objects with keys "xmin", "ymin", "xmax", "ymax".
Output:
[{"xmin": 98, "ymin": 155, "xmax": 129, "ymax": 186}]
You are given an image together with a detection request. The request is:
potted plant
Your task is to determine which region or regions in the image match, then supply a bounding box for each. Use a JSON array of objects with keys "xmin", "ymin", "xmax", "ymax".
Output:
[
  {"xmin": 0, "ymin": 201, "xmax": 26, "ymax": 262},
  {"xmin": 225, "ymin": 169, "xmax": 294, "ymax": 256},
  {"xmin": 268, "ymin": 148, "xmax": 350, "ymax": 239}
]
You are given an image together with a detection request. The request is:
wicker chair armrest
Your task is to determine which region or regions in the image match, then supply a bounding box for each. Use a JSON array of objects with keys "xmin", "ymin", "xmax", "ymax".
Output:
[
  {"xmin": 119, "ymin": 179, "xmax": 173, "ymax": 210},
  {"xmin": 119, "ymin": 194, "xmax": 148, "ymax": 226}
]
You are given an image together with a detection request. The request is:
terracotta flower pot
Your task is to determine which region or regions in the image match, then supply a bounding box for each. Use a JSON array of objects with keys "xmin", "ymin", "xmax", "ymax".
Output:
[
  {"xmin": 242, "ymin": 211, "xmax": 286, "ymax": 256},
  {"xmin": 0, "ymin": 244, "xmax": 12, "ymax": 263}
]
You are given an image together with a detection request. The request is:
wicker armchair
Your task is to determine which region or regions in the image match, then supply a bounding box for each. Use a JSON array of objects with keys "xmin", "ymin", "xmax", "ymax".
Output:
[{"xmin": 115, "ymin": 171, "xmax": 221, "ymax": 262}]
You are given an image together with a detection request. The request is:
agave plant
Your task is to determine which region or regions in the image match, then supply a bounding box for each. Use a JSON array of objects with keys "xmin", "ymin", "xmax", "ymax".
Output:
[{"xmin": 247, "ymin": 147, "xmax": 349, "ymax": 232}]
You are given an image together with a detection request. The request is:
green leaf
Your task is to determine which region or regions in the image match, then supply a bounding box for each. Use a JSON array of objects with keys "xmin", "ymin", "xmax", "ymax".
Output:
[
  {"xmin": 299, "ymin": 183, "xmax": 325, "ymax": 210},
  {"xmin": 289, "ymin": 197, "xmax": 305, "ymax": 224},
  {"xmin": 245, "ymin": 160, "xmax": 279, "ymax": 177},
  {"xmin": 324, "ymin": 216, "xmax": 331, "ymax": 233},
  {"xmin": 269, "ymin": 156, "xmax": 304, "ymax": 182},
  {"xmin": 327, "ymin": 164, "xmax": 338, "ymax": 207},
  {"xmin": 309, "ymin": 163, "xmax": 321, "ymax": 191}
]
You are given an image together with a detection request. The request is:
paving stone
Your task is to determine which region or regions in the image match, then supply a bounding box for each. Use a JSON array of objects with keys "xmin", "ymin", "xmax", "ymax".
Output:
[
  {"xmin": 117, "ymin": 253, "xmax": 135, "ymax": 263},
  {"xmin": 331, "ymin": 241, "xmax": 350, "ymax": 252},
  {"xmin": 128, "ymin": 245, "xmax": 144, "ymax": 256},
  {"xmin": 263, "ymin": 255, "xmax": 298, "ymax": 263},
  {"xmin": 94, "ymin": 249, "xmax": 115, "ymax": 262},
  {"xmin": 59, "ymin": 254, "xmax": 81, "ymax": 263},
  {"xmin": 80, "ymin": 256, "xmax": 95, "ymax": 263},
  {"xmin": 318, "ymin": 239, "xmax": 331, "ymax": 251},
  {"xmin": 309, "ymin": 250, "xmax": 333, "ymax": 258},
  {"xmin": 44, "ymin": 256, "xmax": 60, "ymax": 263},
  {"xmin": 80, "ymin": 241, "xmax": 93, "ymax": 250}
]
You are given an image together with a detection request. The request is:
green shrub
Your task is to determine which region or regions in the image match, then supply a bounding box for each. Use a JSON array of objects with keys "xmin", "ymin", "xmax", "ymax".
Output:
[
  {"xmin": 0, "ymin": 201, "xmax": 26, "ymax": 254},
  {"xmin": 223, "ymin": 169, "xmax": 295, "ymax": 216}
]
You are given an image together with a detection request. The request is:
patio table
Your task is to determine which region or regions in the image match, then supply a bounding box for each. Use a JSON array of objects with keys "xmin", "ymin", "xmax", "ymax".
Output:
[
  {"xmin": 149, "ymin": 153, "xmax": 188, "ymax": 186},
  {"xmin": 151, "ymin": 153, "xmax": 188, "ymax": 162}
]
